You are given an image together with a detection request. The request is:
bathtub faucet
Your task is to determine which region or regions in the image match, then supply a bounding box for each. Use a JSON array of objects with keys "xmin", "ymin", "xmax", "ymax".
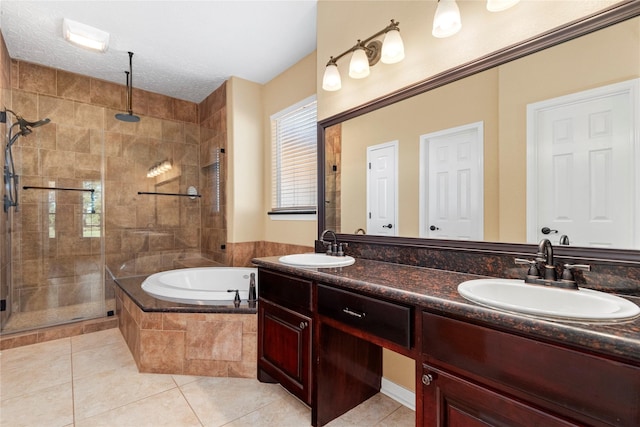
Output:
[{"xmin": 248, "ymin": 273, "xmax": 257, "ymax": 302}]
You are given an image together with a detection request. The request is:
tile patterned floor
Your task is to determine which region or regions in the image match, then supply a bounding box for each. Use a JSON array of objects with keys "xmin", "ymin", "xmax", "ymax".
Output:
[{"xmin": 0, "ymin": 329, "xmax": 415, "ymax": 426}]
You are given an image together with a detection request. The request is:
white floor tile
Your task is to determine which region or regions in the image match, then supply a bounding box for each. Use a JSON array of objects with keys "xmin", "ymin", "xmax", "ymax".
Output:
[
  {"xmin": 0, "ymin": 382, "xmax": 73, "ymax": 427},
  {"xmin": 0, "ymin": 329, "xmax": 415, "ymax": 427},
  {"xmin": 73, "ymin": 365, "xmax": 177, "ymax": 420},
  {"xmin": 75, "ymin": 388, "xmax": 202, "ymax": 427},
  {"xmin": 179, "ymin": 377, "xmax": 288, "ymax": 427}
]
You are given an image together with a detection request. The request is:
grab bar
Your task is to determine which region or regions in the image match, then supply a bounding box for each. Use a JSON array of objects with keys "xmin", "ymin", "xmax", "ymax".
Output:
[{"xmin": 23, "ymin": 186, "xmax": 94, "ymax": 193}]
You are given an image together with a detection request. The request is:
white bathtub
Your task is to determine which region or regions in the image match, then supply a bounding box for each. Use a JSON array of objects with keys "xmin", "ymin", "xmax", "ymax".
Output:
[{"xmin": 141, "ymin": 267, "xmax": 258, "ymax": 306}]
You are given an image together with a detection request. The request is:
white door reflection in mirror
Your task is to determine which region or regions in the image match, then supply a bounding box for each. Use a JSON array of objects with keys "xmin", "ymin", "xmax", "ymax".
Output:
[
  {"xmin": 366, "ymin": 141, "xmax": 398, "ymax": 236},
  {"xmin": 419, "ymin": 122, "xmax": 484, "ymax": 240},
  {"xmin": 527, "ymin": 79, "xmax": 639, "ymax": 248}
]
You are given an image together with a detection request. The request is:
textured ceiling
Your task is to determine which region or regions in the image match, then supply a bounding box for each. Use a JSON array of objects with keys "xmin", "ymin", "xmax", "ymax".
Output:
[{"xmin": 1, "ymin": 0, "xmax": 317, "ymax": 103}]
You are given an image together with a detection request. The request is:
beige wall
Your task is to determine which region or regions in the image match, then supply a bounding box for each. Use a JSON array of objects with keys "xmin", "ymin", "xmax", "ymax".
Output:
[
  {"xmin": 261, "ymin": 52, "xmax": 318, "ymax": 247},
  {"xmin": 317, "ymin": 0, "xmax": 621, "ymax": 120},
  {"xmin": 497, "ymin": 16, "xmax": 640, "ymax": 242},
  {"xmin": 227, "ymin": 77, "xmax": 264, "ymax": 243},
  {"xmin": 340, "ymin": 69, "xmax": 499, "ymax": 240}
]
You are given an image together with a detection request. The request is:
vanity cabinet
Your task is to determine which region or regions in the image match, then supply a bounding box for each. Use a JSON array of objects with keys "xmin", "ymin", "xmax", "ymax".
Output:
[
  {"xmin": 421, "ymin": 312, "xmax": 640, "ymax": 427},
  {"xmin": 257, "ymin": 269, "xmax": 313, "ymax": 405}
]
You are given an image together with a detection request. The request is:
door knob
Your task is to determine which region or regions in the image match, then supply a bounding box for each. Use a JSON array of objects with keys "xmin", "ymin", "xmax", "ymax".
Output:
[
  {"xmin": 429, "ymin": 225, "xmax": 439, "ymax": 231},
  {"xmin": 541, "ymin": 227, "xmax": 558, "ymax": 234},
  {"xmin": 382, "ymin": 224, "xmax": 393, "ymax": 229}
]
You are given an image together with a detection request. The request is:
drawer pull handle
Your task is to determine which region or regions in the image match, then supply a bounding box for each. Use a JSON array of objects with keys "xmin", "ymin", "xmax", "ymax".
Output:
[
  {"xmin": 422, "ymin": 374, "xmax": 434, "ymax": 386},
  {"xmin": 299, "ymin": 321, "xmax": 308, "ymax": 329},
  {"xmin": 342, "ymin": 307, "xmax": 366, "ymax": 318}
]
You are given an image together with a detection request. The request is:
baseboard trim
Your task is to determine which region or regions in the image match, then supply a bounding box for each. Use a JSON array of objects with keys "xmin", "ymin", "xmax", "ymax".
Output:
[{"xmin": 380, "ymin": 377, "xmax": 416, "ymax": 411}]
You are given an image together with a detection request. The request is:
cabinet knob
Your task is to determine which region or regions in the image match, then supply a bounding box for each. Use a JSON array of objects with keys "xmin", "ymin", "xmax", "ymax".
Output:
[
  {"xmin": 422, "ymin": 373, "xmax": 434, "ymax": 386},
  {"xmin": 299, "ymin": 321, "xmax": 308, "ymax": 329}
]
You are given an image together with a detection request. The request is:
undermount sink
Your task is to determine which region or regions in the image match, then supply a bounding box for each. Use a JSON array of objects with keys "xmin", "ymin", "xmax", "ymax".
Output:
[
  {"xmin": 458, "ymin": 279, "xmax": 640, "ymax": 322},
  {"xmin": 279, "ymin": 253, "xmax": 355, "ymax": 268}
]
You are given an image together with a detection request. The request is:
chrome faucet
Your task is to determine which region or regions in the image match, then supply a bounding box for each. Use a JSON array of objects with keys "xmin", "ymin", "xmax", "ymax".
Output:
[{"xmin": 320, "ymin": 229, "xmax": 347, "ymax": 256}]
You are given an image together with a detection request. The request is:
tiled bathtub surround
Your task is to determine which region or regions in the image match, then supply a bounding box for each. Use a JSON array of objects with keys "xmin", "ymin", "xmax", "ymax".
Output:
[{"xmin": 114, "ymin": 281, "xmax": 256, "ymax": 377}]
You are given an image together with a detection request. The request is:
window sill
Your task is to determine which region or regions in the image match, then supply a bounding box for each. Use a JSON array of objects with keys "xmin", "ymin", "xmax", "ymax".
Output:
[{"xmin": 268, "ymin": 210, "xmax": 317, "ymax": 221}]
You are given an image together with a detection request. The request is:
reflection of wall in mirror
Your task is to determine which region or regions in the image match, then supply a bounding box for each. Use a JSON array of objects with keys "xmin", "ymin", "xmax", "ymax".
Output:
[
  {"xmin": 336, "ymin": 17, "xmax": 639, "ymax": 245},
  {"xmin": 325, "ymin": 123, "xmax": 342, "ymax": 233},
  {"xmin": 340, "ymin": 70, "xmax": 499, "ymax": 240}
]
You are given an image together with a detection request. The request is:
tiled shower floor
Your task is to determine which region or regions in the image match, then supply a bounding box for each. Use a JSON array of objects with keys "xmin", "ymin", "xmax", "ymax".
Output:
[
  {"xmin": 1, "ymin": 300, "xmax": 115, "ymax": 333},
  {"xmin": 0, "ymin": 328, "xmax": 415, "ymax": 426}
]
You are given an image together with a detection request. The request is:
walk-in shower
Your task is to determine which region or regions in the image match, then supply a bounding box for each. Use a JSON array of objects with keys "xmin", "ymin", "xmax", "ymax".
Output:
[{"xmin": 1, "ymin": 109, "xmax": 106, "ymax": 334}]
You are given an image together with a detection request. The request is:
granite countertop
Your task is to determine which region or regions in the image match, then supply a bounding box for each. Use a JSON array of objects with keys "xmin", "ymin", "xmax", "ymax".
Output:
[
  {"xmin": 252, "ymin": 256, "xmax": 640, "ymax": 365},
  {"xmin": 115, "ymin": 275, "xmax": 258, "ymax": 314}
]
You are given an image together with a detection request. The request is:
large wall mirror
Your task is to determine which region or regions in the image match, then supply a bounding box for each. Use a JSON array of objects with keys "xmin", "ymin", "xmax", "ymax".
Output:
[{"xmin": 318, "ymin": 2, "xmax": 640, "ymax": 262}]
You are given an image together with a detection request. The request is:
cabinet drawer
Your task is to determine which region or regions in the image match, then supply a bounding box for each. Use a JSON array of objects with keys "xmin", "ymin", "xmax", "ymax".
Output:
[
  {"xmin": 318, "ymin": 284, "xmax": 412, "ymax": 348},
  {"xmin": 422, "ymin": 312, "xmax": 640, "ymax": 426},
  {"xmin": 258, "ymin": 269, "xmax": 312, "ymax": 313}
]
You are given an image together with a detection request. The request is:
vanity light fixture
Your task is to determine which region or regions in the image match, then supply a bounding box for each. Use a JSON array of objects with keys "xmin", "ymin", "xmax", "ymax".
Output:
[
  {"xmin": 432, "ymin": 0, "xmax": 462, "ymax": 38},
  {"xmin": 322, "ymin": 19, "xmax": 404, "ymax": 91},
  {"xmin": 486, "ymin": 0, "xmax": 520, "ymax": 12},
  {"xmin": 62, "ymin": 18, "xmax": 109, "ymax": 52}
]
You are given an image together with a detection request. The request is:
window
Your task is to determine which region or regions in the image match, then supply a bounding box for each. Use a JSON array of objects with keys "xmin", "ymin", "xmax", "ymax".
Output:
[{"xmin": 271, "ymin": 95, "xmax": 317, "ymax": 213}]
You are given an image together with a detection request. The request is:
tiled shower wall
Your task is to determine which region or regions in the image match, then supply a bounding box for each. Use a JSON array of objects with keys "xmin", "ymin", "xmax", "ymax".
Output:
[
  {"xmin": 1, "ymin": 34, "xmax": 11, "ymax": 328},
  {"xmin": 7, "ymin": 58, "xmax": 204, "ymax": 319}
]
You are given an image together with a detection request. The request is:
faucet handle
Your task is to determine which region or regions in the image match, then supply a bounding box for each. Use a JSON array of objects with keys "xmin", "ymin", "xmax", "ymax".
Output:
[
  {"xmin": 563, "ymin": 263, "xmax": 591, "ymax": 272},
  {"xmin": 515, "ymin": 258, "xmax": 540, "ymax": 278},
  {"xmin": 561, "ymin": 263, "xmax": 591, "ymax": 283}
]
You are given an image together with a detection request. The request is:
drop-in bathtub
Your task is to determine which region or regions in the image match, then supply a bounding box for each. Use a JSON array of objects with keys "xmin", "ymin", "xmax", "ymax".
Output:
[{"xmin": 141, "ymin": 267, "xmax": 258, "ymax": 306}]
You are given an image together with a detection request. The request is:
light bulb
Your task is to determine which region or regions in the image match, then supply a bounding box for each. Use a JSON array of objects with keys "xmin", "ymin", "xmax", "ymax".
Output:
[
  {"xmin": 381, "ymin": 29, "xmax": 405, "ymax": 64},
  {"xmin": 349, "ymin": 47, "xmax": 370, "ymax": 79},
  {"xmin": 322, "ymin": 63, "xmax": 342, "ymax": 91},
  {"xmin": 432, "ymin": 0, "xmax": 462, "ymax": 38}
]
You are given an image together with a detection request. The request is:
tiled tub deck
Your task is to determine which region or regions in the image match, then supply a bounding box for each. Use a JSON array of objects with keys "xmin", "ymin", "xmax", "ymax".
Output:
[{"xmin": 114, "ymin": 275, "xmax": 257, "ymax": 378}]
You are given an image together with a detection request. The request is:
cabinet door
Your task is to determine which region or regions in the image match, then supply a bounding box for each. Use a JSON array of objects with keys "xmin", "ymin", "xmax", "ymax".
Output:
[
  {"xmin": 258, "ymin": 299, "xmax": 312, "ymax": 405},
  {"xmin": 422, "ymin": 365, "xmax": 578, "ymax": 427}
]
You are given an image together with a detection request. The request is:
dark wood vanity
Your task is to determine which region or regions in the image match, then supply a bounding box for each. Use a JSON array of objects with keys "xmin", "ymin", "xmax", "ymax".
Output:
[{"xmin": 253, "ymin": 257, "xmax": 640, "ymax": 427}]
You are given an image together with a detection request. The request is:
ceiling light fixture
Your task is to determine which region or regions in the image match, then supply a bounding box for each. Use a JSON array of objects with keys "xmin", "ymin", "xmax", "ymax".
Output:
[
  {"xmin": 486, "ymin": 0, "xmax": 521, "ymax": 12},
  {"xmin": 62, "ymin": 18, "xmax": 109, "ymax": 52},
  {"xmin": 322, "ymin": 20, "xmax": 404, "ymax": 92},
  {"xmin": 115, "ymin": 51, "xmax": 140, "ymax": 123},
  {"xmin": 432, "ymin": 0, "xmax": 462, "ymax": 38}
]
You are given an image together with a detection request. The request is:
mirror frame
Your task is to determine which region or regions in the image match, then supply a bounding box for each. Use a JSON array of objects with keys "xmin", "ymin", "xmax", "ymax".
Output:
[{"xmin": 317, "ymin": 1, "xmax": 640, "ymax": 265}]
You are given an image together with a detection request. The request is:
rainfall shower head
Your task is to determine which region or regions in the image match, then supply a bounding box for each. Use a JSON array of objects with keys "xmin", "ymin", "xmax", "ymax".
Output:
[{"xmin": 115, "ymin": 52, "xmax": 140, "ymax": 123}]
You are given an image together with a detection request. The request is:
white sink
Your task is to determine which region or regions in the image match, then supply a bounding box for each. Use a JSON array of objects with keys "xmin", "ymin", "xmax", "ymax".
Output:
[
  {"xmin": 458, "ymin": 279, "xmax": 640, "ymax": 322},
  {"xmin": 279, "ymin": 253, "xmax": 355, "ymax": 268}
]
